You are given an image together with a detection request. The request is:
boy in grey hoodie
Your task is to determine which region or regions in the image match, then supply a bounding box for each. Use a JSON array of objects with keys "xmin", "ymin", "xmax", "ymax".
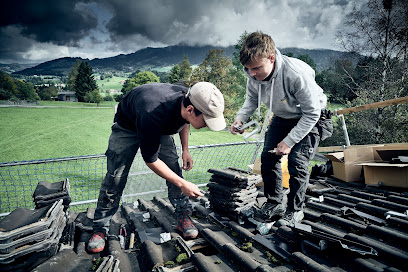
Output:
[{"xmin": 231, "ymin": 32, "xmax": 328, "ymax": 227}]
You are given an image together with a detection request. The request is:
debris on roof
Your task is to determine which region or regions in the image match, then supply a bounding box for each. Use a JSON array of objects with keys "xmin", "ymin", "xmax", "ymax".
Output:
[{"xmin": 0, "ymin": 168, "xmax": 408, "ymax": 272}]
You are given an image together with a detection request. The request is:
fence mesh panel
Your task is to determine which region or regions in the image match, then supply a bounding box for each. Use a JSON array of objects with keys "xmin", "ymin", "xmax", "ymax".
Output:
[{"xmin": 0, "ymin": 141, "xmax": 263, "ymax": 216}]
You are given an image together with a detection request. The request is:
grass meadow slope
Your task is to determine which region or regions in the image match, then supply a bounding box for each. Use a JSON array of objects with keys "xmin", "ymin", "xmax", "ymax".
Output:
[
  {"xmin": 1, "ymin": 107, "xmax": 114, "ymax": 162},
  {"xmin": 96, "ymin": 75, "xmax": 127, "ymax": 93},
  {"xmin": 0, "ymin": 102, "xmax": 243, "ymax": 163}
]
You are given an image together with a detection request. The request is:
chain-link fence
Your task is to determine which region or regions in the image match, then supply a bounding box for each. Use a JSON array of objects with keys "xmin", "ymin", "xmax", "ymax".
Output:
[{"xmin": 0, "ymin": 141, "xmax": 263, "ymax": 217}]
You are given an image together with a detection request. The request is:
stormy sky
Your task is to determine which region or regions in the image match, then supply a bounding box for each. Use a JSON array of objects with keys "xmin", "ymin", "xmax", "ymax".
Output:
[{"xmin": 0, "ymin": 0, "xmax": 366, "ymax": 64}]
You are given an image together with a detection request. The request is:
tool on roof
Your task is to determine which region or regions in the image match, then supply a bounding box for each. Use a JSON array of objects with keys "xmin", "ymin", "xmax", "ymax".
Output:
[
  {"xmin": 234, "ymin": 120, "xmax": 261, "ymax": 141},
  {"xmin": 240, "ymin": 206, "xmax": 273, "ymax": 235},
  {"xmin": 119, "ymin": 224, "xmax": 127, "ymax": 249}
]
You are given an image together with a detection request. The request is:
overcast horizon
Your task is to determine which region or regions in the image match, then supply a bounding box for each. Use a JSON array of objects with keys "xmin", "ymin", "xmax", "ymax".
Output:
[{"xmin": 1, "ymin": 0, "xmax": 366, "ymax": 65}]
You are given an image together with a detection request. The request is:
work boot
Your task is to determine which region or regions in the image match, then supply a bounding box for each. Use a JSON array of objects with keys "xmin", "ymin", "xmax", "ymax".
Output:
[
  {"xmin": 177, "ymin": 212, "xmax": 198, "ymax": 239},
  {"xmin": 260, "ymin": 202, "xmax": 286, "ymax": 220},
  {"xmin": 275, "ymin": 210, "xmax": 304, "ymax": 227},
  {"xmin": 87, "ymin": 232, "xmax": 106, "ymax": 253}
]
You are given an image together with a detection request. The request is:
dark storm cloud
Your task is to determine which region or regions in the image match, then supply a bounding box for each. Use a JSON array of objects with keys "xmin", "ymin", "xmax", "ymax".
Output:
[
  {"xmin": 289, "ymin": 0, "xmax": 357, "ymax": 39},
  {"xmin": 0, "ymin": 0, "xmax": 98, "ymax": 45},
  {"xmin": 0, "ymin": 26, "xmax": 33, "ymax": 63},
  {"xmin": 99, "ymin": 0, "xmax": 362, "ymax": 48},
  {"xmin": 100, "ymin": 0, "xmax": 253, "ymax": 46},
  {"xmin": 0, "ymin": 0, "xmax": 368, "ymax": 64}
]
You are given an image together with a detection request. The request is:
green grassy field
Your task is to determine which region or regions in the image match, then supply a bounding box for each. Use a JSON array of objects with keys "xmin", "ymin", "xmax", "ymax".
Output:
[
  {"xmin": 0, "ymin": 102, "xmax": 244, "ymax": 163},
  {"xmin": 1, "ymin": 107, "xmax": 115, "ymax": 162},
  {"xmin": 97, "ymin": 76, "xmax": 127, "ymax": 93},
  {"xmin": 1, "ymin": 100, "xmax": 343, "ymax": 163},
  {"xmin": 151, "ymin": 66, "xmax": 173, "ymax": 73},
  {"xmin": 37, "ymin": 100, "xmax": 118, "ymax": 107}
]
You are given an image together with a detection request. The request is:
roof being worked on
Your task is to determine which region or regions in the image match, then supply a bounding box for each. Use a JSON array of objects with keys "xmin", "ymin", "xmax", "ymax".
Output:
[{"xmin": 1, "ymin": 168, "xmax": 408, "ymax": 272}]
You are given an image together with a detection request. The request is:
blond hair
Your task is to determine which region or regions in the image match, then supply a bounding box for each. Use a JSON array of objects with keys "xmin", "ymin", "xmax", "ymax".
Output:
[{"xmin": 239, "ymin": 32, "xmax": 275, "ymax": 65}]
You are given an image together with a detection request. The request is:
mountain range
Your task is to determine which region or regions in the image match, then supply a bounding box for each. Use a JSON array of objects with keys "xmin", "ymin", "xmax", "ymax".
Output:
[{"xmin": 3, "ymin": 44, "xmax": 355, "ymax": 76}]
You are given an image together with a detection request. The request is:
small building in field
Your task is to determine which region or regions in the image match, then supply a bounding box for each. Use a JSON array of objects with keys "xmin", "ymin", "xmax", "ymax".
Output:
[
  {"xmin": 57, "ymin": 91, "xmax": 78, "ymax": 102},
  {"xmin": 108, "ymin": 89, "xmax": 121, "ymax": 94}
]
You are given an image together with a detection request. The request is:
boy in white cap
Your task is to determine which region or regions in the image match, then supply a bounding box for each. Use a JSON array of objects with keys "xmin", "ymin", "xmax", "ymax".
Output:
[{"xmin": 88, "ymin": 82, "xmax": 225, "ymax": 253}]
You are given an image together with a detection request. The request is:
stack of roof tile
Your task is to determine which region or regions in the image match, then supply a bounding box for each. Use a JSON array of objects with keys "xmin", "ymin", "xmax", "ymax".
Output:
[
  {"xmin": 207, "ymin": 167, "xmax": 261, "ymax": 216},
  {"xmin": 0, "ymin": 199, "xmax": 66, "ymax": 271},
  {"xmin": 32, "ymin": 178, "xmax": 71, "ymax": 210}
]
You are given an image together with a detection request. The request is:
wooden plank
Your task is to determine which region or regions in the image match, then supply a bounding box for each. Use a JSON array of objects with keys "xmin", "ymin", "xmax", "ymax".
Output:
[
  {"xmin": 317, "ymin": 146, "xmax": 344, "ymax": 153},
  {"xmin": 336, "ymin": 96, "xmax": 408, "ymax": 115}
]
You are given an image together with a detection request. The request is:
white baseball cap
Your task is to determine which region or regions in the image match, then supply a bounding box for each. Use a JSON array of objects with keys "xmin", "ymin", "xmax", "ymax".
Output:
[{"xmin": 187, "ymin": 82, "xmax": 226, "ymax": 131}]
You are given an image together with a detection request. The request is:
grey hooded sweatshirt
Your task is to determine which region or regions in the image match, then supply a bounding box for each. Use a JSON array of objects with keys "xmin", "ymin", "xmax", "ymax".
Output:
[{"xmin": 235, "ymin": 48, "xmax": 327, "ymax": 148}]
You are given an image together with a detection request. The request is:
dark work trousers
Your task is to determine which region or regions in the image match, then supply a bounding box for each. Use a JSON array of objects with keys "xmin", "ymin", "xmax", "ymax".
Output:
[
  {"xmin": 93, "ymin": 122, "xmax": 191, "ymax": 234},
  {"xmin": 261, "ymin": 116, "xmax": 320, "ymax": 211}
]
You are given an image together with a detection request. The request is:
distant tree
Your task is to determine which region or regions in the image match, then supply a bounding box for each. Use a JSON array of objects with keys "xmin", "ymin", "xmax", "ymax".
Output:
[
  {"xmin": 224, "ymin": 67, "xmax": 250, "ymax": 124},
  {"xmin": 232, "ymin": 31, "xmax": 248, "ymax": 71},
  {"xmin": 113, "ymin": 93, "xmax": 123, "ymax": 102},
  {"xmin": 179, "ymin": 55, "xmax": 193, "ymax": 80},
  {"xmin": 0, "ymin": 71, "xmax": 39, "ymax": 101},
  {"xmin": 104, "ymin": 94, "xmax": 114, "ymax": 101},
  {"xmin": 297, "ymin": 54, "xmax": 317, "ymax": 71},
  {"xmin": 37, "ymin": 85, "xmax": 58, "ymax": 101},
  {"xmin": 316, "ymin": 59, "xmax": 358, "ymax": 103},
  {"xmin": 152, "ymin": 70, "xmax": 168, "ymax": 82},
  {"xmin": 191, "ymin": 49, "xmax": 239, "ymax": 123},
  {"xmin": 128, "ymin": 70, "xmax": 141, "ymax": 79},
  {"xmin": 335, "ymin": 0, "xmax": 408, "ymax": 144},
  {"xmin": 167, "ymin": 65, "xmax": 181, "ymax": 83},
  {"xmin": 121, "ymin": 71, "xmax": 160, "ymax": 95},
  {"xmin": 191, "ymin": 49, "xmax": 232, "ymax": 89},
  {"xmin": 283, "ymin": 53, "xmax": 317, "ymax": 70},
  {"xmin": 14, "ymin": 80, "xmax": 39, "ymax": 101},
  {"xmin": 0, "ymin": 88, "xmax": 10, "ymax": 100},
  {"xmin": 0, "ymin": 71, "xmax": 16, "ymax": 100},
  {"xmin": 74, "ymin": 62, "xmax": 98, "ymax": 102},
  {"xmin": 67, "ymin": 60, "xmax": 82, "ymax": 91},
  {"xmin": 167, "ymin": 55, "xmax": 192, "ymax": 84},
  {"xmin": 84, "ymin": 89, "xmax": 103, "ymax": 105}
]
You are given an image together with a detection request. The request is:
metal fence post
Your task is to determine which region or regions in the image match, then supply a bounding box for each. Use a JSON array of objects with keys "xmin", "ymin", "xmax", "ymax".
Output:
[{"xmin": 337, "ymin": 113, "xmax": 351, "ymax": 147}]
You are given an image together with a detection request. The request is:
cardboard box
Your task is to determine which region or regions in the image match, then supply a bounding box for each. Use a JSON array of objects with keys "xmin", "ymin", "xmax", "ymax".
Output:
[
  {"xmin": 324, "ymin": 146, "xmax": 377, "ymax": 182},
  {"xmin": 358, "ymin": 145, "xmax": 408, "ymax": 188},
  {"xmin": 359, "ymin": 162, "xmax": 408, "ymax": 188},
  {"xmin": 251, "ymin": 155, "xmax": 289, "ymax": 188},
  {"xmin": 324, "ymin": 143, "xmax": 408, "ymax": 183}
]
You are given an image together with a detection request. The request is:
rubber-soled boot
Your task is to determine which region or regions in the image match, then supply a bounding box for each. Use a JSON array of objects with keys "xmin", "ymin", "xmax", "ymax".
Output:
[
  {"xmin": 87, "ymin": 232, "xmax": 105, "ymax": 253},
  {"xmin": 177, "ymin": 212, "xmax": 198, "ymax": 239}
]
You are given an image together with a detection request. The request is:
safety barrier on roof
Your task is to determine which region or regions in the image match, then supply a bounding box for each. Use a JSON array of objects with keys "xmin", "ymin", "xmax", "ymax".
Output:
[{"xmin": 0, "ymin": 142, "xmax": 263, "ymax": 217}]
